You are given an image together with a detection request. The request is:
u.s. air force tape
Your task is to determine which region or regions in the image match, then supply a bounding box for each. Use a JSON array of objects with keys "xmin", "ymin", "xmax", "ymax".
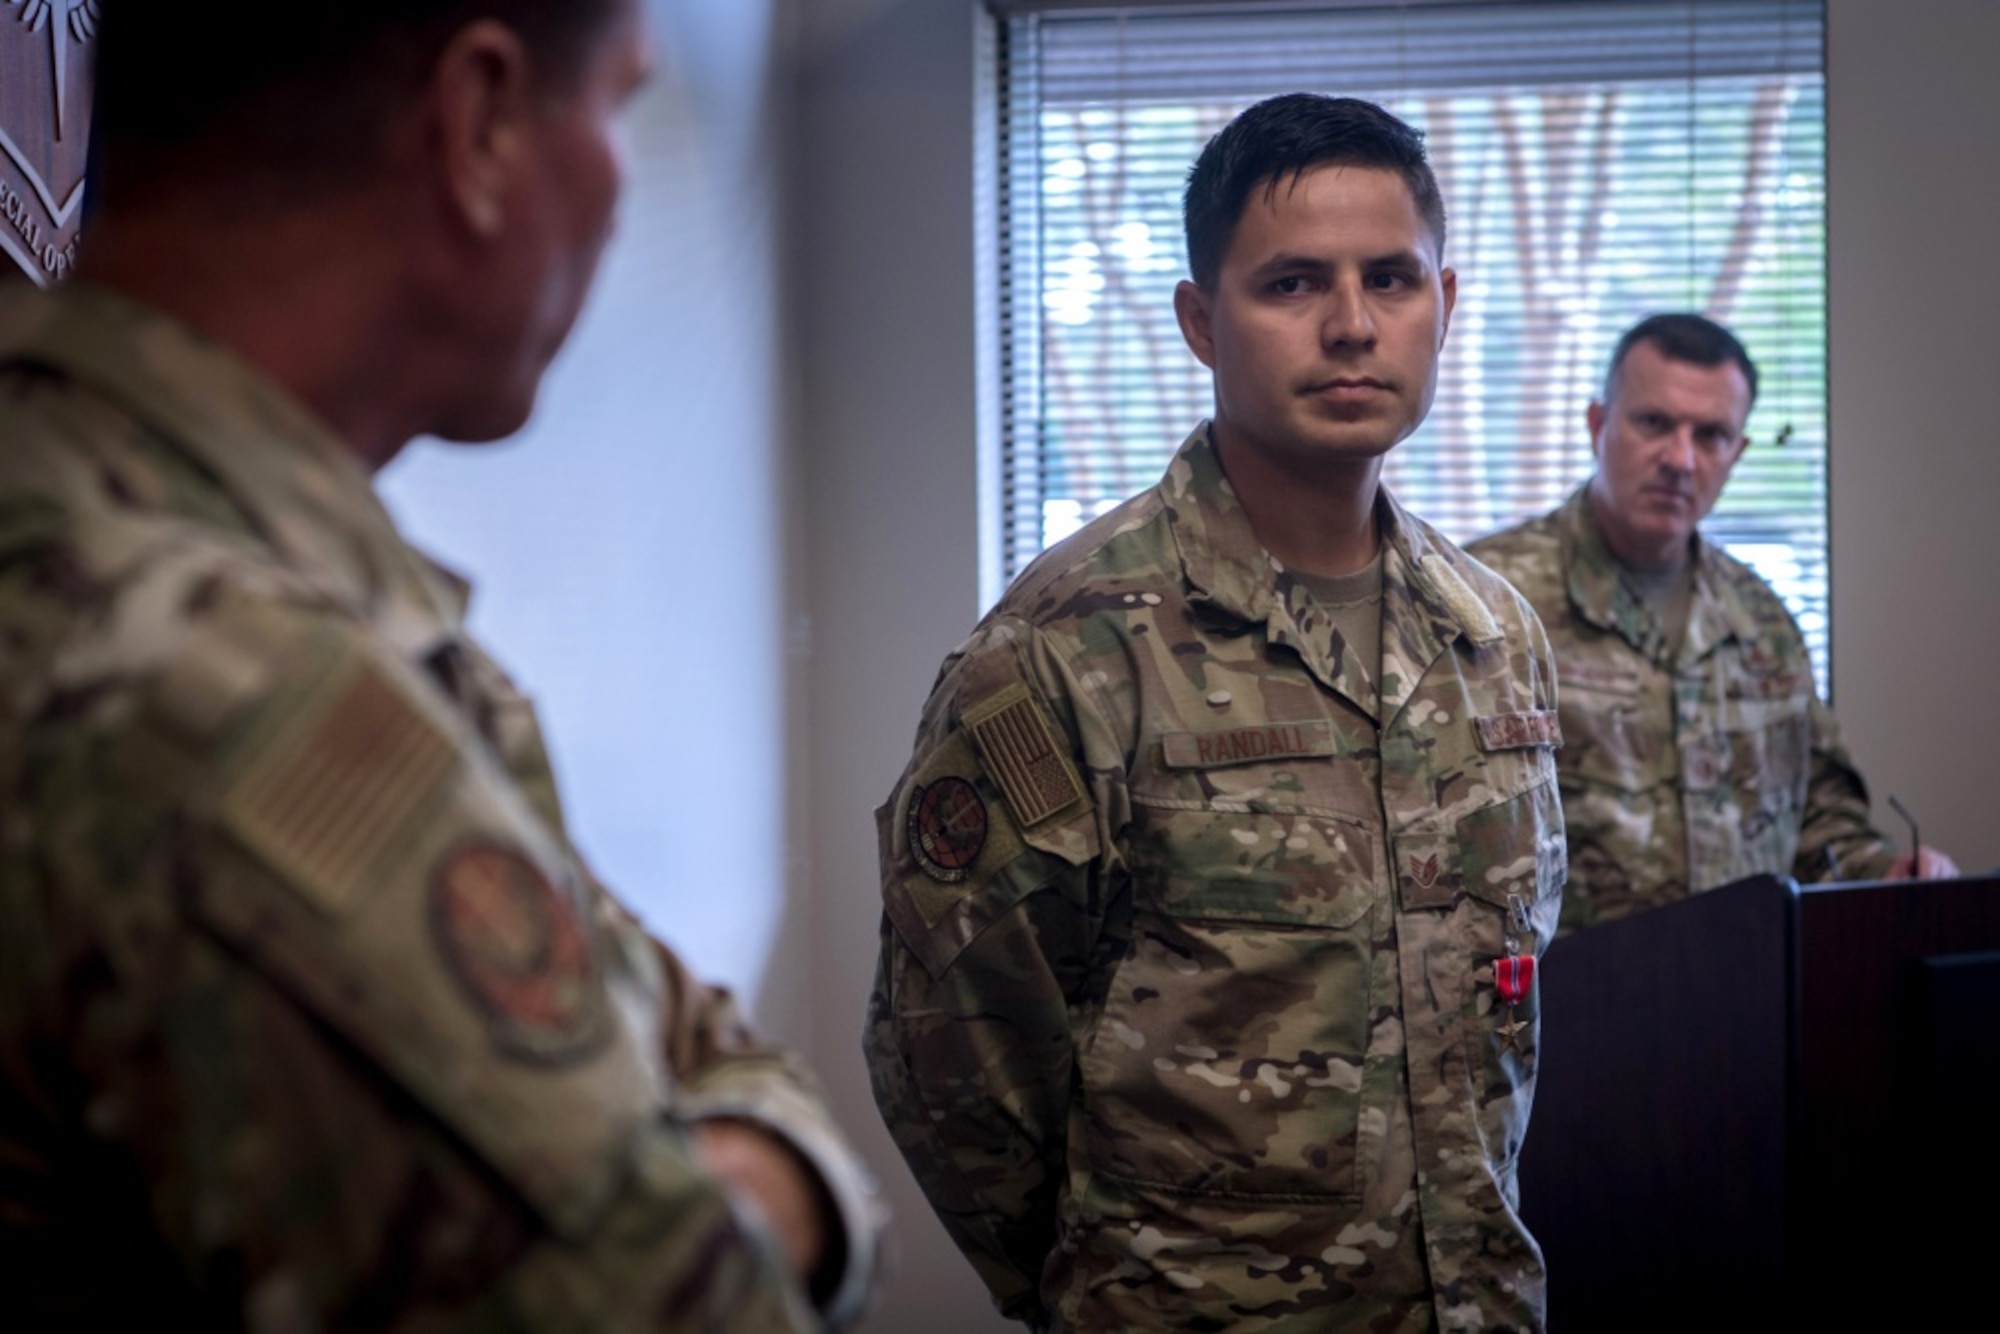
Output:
[
  {"xmin": 961, "ymin": 682, "xmax": 1086, "ymax": 828},
  {"xmin": 1473, "ymin": 709, "xmax": 1563, "ymax": 752}
]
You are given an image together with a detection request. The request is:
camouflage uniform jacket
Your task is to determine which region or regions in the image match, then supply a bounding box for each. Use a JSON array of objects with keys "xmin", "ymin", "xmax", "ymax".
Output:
[
  {"xmin": 867, "ymin": 427, "xmax": 1566, "ymax": 1332},
  {"xmin": 1468, "ymin": 486, "xmax": 1896, "ymax": 933},
  {"xmin": 0, "ymin": 280, "xmax": 880, "ymax": 1329}
]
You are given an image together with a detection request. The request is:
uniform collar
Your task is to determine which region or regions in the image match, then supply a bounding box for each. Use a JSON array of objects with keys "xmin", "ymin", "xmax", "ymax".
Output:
[
  {"xmin": 0, "ymin": 279, "xmax": 468, "ymax": 657},
  {"xmin": 1164, "ymin": 423, "xmax": 1503, "ymax": 722},
  {"xmin": 1557, "ymin": 482, "xmax": 1758, "ymax": 666}
]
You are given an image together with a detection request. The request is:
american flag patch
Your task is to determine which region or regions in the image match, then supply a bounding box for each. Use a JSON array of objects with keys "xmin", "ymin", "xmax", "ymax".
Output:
[
  {"xmin": 1474, "ymin": 710, "xmax": 1563, "ymax": 752},
  {"xmin": 219, "ymin": 648, "xmax": 455, "ymax": 915},
  {"xmin": 964, "ymin": 684, "xmax": 1086, "ymax": 828}
]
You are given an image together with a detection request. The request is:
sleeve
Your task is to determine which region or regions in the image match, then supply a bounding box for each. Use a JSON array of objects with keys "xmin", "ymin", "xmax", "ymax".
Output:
[
  {"xmin": 862, "ymin": 621, "xmax": 1113, "ymax": 1327},
  {"xmin": 639, "ymin": 918, "xmax": 887, "ymax": 1326},
  {"xmin": 1792, "ymin": 693, "xmax": 1900, "ymax": 883},
  {"xmin": 465, "ymin": 639, "xmax": 886, "ymax": 1326},
  {"xmin": 2, "ymin": 553, "xmax": 827, "ymax": 1330}
]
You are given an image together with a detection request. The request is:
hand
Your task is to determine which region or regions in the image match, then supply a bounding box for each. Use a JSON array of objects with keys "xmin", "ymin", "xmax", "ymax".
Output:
[
  {"xmin": 1886, "ymin": 846, "xmax": 1960, "ymax": 880},
  {"xmin": 690, "ymin": 1117, "xmax": 830, "ymax": 1286}
]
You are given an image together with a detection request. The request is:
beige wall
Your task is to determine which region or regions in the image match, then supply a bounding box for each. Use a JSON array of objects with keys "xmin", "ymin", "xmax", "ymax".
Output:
[
  {"xmin": 783, "ymin": 3, "xmax": 2000, "ymax": 1330},
  {"xmin": 784, "ymin": 2, "xmax": 1008, "ymax": 1330},
  {"xmin": 1826, "ymin": 0, "xmax": 2000, "ymax": 874}
]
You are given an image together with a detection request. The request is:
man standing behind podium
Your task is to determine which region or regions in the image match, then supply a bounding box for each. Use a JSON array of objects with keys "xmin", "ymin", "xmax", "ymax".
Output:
[{"xmin": 1469, "ymin": 314, "xmax": 1956, "ymax": 934}]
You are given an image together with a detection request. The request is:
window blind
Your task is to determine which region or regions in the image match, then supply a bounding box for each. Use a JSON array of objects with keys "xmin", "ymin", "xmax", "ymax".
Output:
[{"xmin": 994, "ymin": 0, "xmax": 1829, "ymax": 688}]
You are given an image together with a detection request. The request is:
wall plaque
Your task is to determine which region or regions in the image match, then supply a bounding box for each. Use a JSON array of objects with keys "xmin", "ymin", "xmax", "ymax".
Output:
[{"xmin": 0, "ymin": 0, "xmax": 95, "ymax": 285}]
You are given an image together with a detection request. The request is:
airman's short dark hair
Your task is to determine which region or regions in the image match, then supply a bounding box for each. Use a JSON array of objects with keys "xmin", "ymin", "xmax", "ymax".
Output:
[
  {"xmin": 1604, "ymin": 313, "xmax": 1761, "ymax": 406},
  {"xmin": 91, "ymin": 1, "xmax": 621, "ymax": 206},
  {"xmin": 1182, "ymin": 94, "xmax": 1446, "ymax": 289}
]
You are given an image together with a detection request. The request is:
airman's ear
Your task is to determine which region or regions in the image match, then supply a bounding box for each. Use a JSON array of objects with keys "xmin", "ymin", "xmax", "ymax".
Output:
[
  {"xmin": 1586, "ymin": 399, "xmax": 1607, "ymax": 461},
  {"xmin": 430, "ymin": 20, "xmax": 536, "ymax": 239},
  {"xmin": 1438, "ymin": 266, "xmax": 1456, "ymax": 348},
  {"xmin": 1174, "ymin": 279, "xmax": 1216, "ymax": 369}
]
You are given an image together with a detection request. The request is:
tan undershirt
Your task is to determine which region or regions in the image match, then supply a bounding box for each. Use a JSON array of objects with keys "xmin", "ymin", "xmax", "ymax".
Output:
[
  {"xmin": 1624, "ymin": 559, "xmax": 1696, "ymax": 662},
  {"xmin": 1296, "ymin": 551, "xmax": 1386, "ymax": 717}
]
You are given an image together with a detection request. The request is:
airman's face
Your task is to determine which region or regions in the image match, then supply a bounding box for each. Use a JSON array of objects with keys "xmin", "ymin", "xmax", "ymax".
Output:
[
  {"xmin": 1586, "ymin": 340, "xmax": 1752, "ymax": 569},
  {"xmin": 1174, "ymin": 164, "xmax": 1455, "ymax": 474},
  {"xmin": 444, "ymin": 2, "xmax": 653, "ymax": 441}
]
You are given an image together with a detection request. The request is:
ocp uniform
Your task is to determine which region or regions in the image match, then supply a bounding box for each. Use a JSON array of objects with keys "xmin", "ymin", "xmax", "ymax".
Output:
[
  {"xmin": 868, "ymin": 428, "xmax": 1565, "ymax": 1333},
  {"xmin": 0, "ymin": 280, "xmax": 879, "ymax": 1328},
  {"xmin": 1468, "ymin": 487, "xmax": 1897, "ymax": 933}
]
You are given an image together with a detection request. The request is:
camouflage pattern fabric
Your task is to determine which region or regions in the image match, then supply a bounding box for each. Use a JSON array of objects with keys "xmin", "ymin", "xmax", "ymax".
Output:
[
  {"xmin": 1468, "ymin": 486, "xmax": 1898, "ymax": 934},
  {"xmin": 0, "ymin": 279, "xmax": 880, "ymax": 1329},
  {"xmin": 867, "ymin": 426, "xmax": 1566, "ymax": 1332}
]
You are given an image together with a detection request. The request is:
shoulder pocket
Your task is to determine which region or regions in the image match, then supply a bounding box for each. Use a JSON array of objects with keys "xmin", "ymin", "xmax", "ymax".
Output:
[
  {"xmin": 143, "ymin": 598, "xmax": 662, "ymax": 1243},
  {"xmin": 878, "ymin": 728, "xmax": 1097, "ymax": 979}
]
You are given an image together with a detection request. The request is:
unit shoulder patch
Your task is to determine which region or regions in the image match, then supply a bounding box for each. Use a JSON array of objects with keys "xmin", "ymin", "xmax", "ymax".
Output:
[
  {"xmin": 430, "ymin": 838, "xmax": 609, "ymax": 1065},
  {"xmin": 906, "ymin": 776, "xmax": 989, "ymax": 883}
]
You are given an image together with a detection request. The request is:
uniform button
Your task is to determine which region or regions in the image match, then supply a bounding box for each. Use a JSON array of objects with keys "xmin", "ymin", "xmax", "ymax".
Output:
[{"xmin": 1207, "ymin": 690, "xmax": 1232, "ymax": 707}]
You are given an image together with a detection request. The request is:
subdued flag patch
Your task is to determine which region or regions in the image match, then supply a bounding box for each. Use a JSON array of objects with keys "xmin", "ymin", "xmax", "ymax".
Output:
[
  {"xmin": 963, "ymin": 683, "xmax": 1085, "ymax": 828},
  {"xmin": 219, "ymin": 649, "xmax": 454, "ymax": 916}
]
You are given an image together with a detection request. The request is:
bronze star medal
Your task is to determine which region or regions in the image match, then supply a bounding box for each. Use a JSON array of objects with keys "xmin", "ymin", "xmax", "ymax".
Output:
[
  {"xmin": 1495, "ymin": 891, "xmax": 1537, "ymax": 1051},
  {"xmin": 1494, "ymin": 954, "xmax": 1535, "ymax": 1050}
]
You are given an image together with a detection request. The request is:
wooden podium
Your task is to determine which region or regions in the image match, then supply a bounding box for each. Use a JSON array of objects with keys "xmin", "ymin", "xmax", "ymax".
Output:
[{"xmin": 1518, "ymin": 873, "xmax": 2000, "ymax": 1328}]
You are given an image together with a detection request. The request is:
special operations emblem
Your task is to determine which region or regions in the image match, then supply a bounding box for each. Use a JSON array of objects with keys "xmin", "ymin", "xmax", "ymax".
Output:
[
  {"xmin": 908, "ymin": 776, "xmax": 988, "ymax": 883},
  {"xmin": 430, "ymin": 840, "xmax": 608, "ymax": 1064},
  {"xmin": 0, "ymin": 0, "xmax": 97, "ymax": 283}
]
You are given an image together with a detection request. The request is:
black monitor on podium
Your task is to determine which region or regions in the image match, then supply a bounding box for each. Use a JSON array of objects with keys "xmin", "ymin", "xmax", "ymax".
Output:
[{"xmin": 1519, "ymin": 872, "xmax": 2000, "ymax": 1329}]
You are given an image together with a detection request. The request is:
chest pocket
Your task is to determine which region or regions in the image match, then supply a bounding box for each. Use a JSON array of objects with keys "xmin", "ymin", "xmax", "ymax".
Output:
[
  {"xmin": 1719, "ymin": 683, "xmax": 1813, "ymax": 793},
  {"xmin": 1392, "ymin": 723, "xmax": 1565, "ymax": 911},
  {"xmin": 146, "ymin": 603, "xmax": 660, "ymax": 1242},
  {"xmin": 1393, "ymin": 741, "xmax": 1564, "ymax": 1177},
  {"xmin": 1554, "ymin": 661, "xmax": 1658, "ymax": 798},
  {"xmin": 1079, "ymin": 740, "xmax": 1382, "ymax": 1203},
  {"xmin": 1685, "ymin": 685, "xmax": 1814, "ymax": 876},
  {"xmin": 1460, "ymin": 771, "xmax": 1565, "ymax": 1174}
]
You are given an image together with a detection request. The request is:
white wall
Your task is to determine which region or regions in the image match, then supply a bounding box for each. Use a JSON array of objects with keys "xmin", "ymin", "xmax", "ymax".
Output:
[
  {"xmin": 1825, "ymin": 0, "xmax": 2000, "ymax": 875},
  {"xmin": 380, "ymin": 0, "xmax": 794, "ymax": 999}
]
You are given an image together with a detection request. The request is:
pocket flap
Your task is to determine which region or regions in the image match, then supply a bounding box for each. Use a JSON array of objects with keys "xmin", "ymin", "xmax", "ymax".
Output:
[{"xmin": 153, "ymin": 607, "xmax": 660, "ymax": 1243}]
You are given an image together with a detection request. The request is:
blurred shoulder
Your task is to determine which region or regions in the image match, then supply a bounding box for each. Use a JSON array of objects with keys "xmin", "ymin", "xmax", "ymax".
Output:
[{"xmin": 1463, "ymin": 507, "xmax": 1567, "ymax": 615}]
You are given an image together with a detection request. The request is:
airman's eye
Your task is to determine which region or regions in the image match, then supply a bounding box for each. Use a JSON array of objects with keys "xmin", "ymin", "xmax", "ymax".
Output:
[{"xmin": 1272, "ymin": 275, "xmax": 1307, "ymax": 295}]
